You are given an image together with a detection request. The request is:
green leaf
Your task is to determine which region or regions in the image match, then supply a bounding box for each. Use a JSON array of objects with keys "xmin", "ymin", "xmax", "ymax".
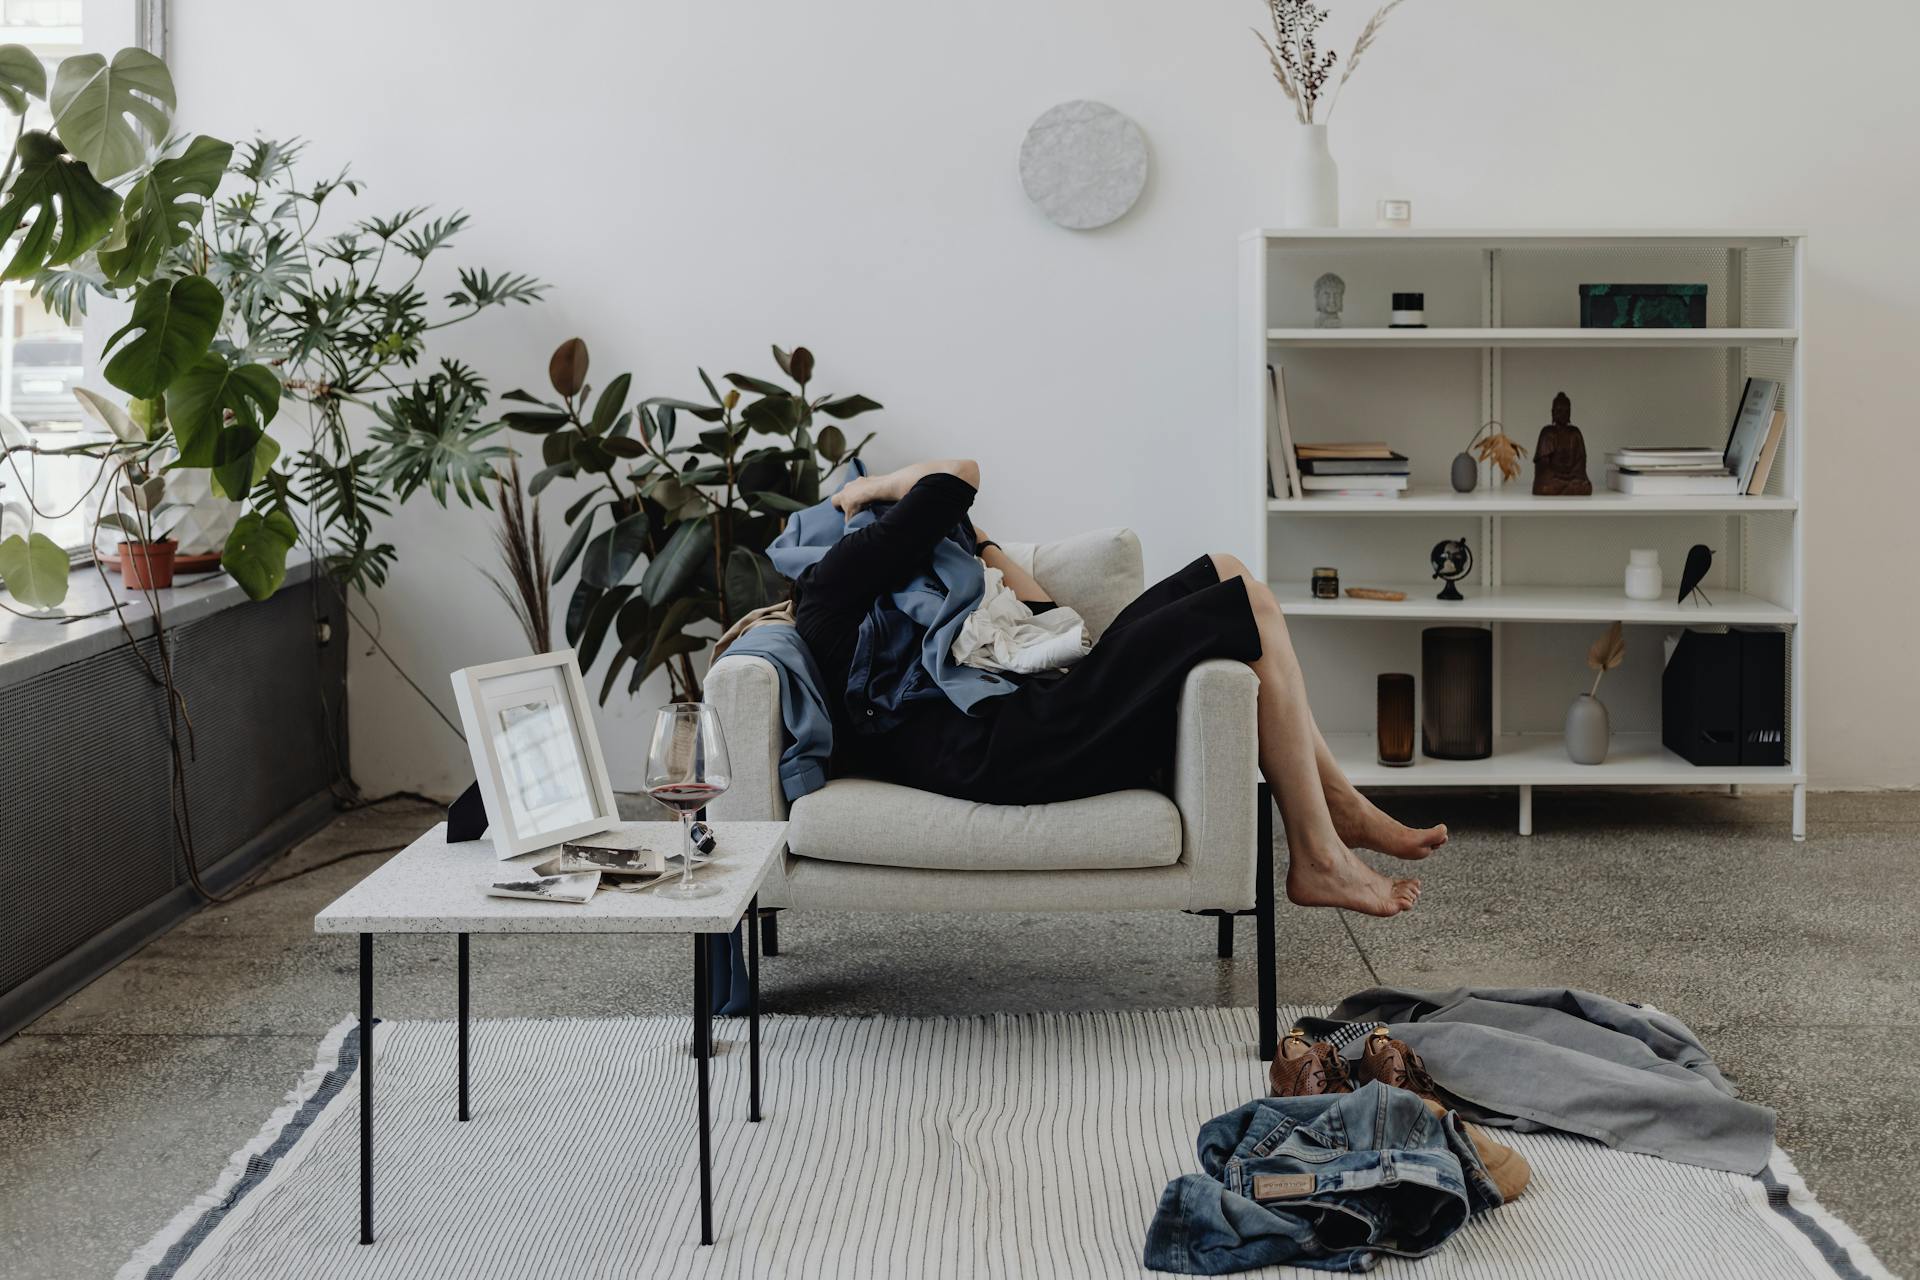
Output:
[
  {"xmin": 209, "ymin": 426, "xmax": 280, "ymax": 501},
  {"xmin": 741, "ymin": 393, "xmax": 804, "ymax": 435},
  {"xmin": 726, "ymin": 372, "xmax": 788, "ymax": 397},
  {"xmin": 549, "ymin": 337, "xmax": 588, "ymax": 398},
  {"xmin": 788, "ymin": 347, "xmax": 815, "ymax": 386},
  {"xmin": 221, "ymin": 507, "xmax": 298, "ymax": 600},
  {"xmin": 587, "ymin": 372, "xmax": 630, "ymax": 435},
  {"xmin": 502, "ymin": 409, "xmax": 569, "ymax": 435},
  {"xmin": 165, "ymin": 353, "xmax": 280, "ymax": 470},
  {"xmin": 747, "ymin": 490, "xmax": 810, "ymax": 514},
  {"xmin": 551, "ymin": 504, "xmax": 598, "ymax": 582},
  {"xmin": 0, "ymin": 43, "xmax": 47, "ymax": 113},
  {"xmin": 817, "ymin": 393, "xmax": 882, "ymax": 419},
  {"xmin": 50, "ymin": 48, "xmax": 175, "ymax": 181},
  {"xmin": 0, "ymin": 531, "xmax": 68, "ymax": 607},
  {"xmin": 0, "ymin": 130, "xmax": 121, "ymax": 281},
  {"xmin": 816, "ymin": 424, "xmax": 846, "ymax": 463},
  {"xmin": 638, "ymin": 517, "xmax": 713, "ymax": 605},
  {"xmin": 638, "ymin": 598, "xmax": 710, "ymax": 688},
  {"xmin": 72, "ymin": 386, "xmax": 146, "ymax": 443},
  {"xmin": 30, "ymin": 256, "xmax": 111, "ymax": 323},
  {"xmin": 724, "ymin": 545, "xmax": 782, "ymax": 618},
  {"xmin": 528, "ymin": 461, "xmax": 574, "ymax": 495},
  {"xmin": 367, "ymin": 375, "xmax": 508, "ymax": 507},
  {"xmin": 103, "ymin": 275, "xmax": 222, "ymax": 398},
  {"xmin": 99, "ymin": 135, "xmax": 234, "ymax": 286},
  {"xmin": 563, "ymin": 580, "xmax": 600, "ymax": 646},
  {"xmin": 580, "ymin": 509, "xmax": 650, "ymax": 589},
  {"xmin": 601, "ymin": 436, "xmax": 646, "ymax": 459},
  {"xmin": 577, "ymin": 584, "xmax": 636, "ymax": 671}
]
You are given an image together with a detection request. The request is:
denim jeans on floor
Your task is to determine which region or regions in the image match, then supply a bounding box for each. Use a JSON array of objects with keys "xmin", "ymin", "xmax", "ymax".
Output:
[{"xmin": 1144, "ymin": 1081, "xmax": 1505, "ymax": 1274}]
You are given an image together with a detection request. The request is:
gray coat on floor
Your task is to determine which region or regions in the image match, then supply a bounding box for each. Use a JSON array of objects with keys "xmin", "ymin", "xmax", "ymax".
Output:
[{"xmin": 1299, "ymin": 986, "xmax": 1775, "ymax": 1175}]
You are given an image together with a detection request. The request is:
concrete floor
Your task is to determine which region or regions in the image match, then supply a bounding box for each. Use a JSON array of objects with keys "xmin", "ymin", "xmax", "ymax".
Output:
[{"xmin": 2, "ymin": 789, "xmax": 1915, "ymax": 1278}]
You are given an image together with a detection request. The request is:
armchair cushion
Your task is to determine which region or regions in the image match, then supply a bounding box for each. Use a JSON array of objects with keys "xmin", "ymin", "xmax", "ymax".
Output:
[
  {"xmin": 999, "ymin": 527, "xmax": 1143, "ymax": 641},
  {"xmin": 787, "ymin": 777, "xmax": 1182, "ymax": 872}
]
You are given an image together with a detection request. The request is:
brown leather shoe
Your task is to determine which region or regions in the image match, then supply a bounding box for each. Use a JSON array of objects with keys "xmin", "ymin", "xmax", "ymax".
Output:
[
  {"xmin": 1268, "ymin": 1027, "xmax": 1355, "ymax": 1097},
  {"xmin": 1357, "ymin": 1026, "xmax": 1531, "ymax": 1203}
]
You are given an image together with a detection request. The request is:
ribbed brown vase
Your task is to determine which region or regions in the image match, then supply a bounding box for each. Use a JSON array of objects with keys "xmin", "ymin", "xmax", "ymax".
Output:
[
  {"xmin": 1421, "ymin": 627, "xmax": 1491, "ymax": 760},
  {"xmin": 1377, "ymin": 673, "xmax": 1415, "ymax": 766}
]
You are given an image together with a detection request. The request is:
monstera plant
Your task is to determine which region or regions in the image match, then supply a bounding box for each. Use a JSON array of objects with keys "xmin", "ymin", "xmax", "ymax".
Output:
[
  {"xmin": 502, "ymin": 340, "xmax": 880, "ymax": 702},
  {"xmin": 0, "ymin": 43, "xmax": 543, "ymax": 611}
]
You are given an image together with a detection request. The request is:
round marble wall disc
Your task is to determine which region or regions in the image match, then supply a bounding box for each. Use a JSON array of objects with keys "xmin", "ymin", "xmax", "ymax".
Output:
[{"xmin": 1019, "ymin": 100, "xmax": 1148, "ymax": 230}]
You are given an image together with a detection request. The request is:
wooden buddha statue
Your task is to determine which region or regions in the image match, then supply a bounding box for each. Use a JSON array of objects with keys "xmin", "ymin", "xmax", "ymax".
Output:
[{"xmin": 1531, "ymin": 391, "xmax": 1591, "ymax": 496}]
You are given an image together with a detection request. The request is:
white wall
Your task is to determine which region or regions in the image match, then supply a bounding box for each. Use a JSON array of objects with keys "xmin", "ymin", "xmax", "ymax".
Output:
[{"xmin": 171, "ymin": 0, "xmax": 1920, "ymax": 795}]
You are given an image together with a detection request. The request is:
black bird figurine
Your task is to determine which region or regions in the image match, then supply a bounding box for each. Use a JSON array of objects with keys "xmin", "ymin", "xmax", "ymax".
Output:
[{"xmin": 1678, "ymin": 544, "xmax": 1715, "ymax": 606}]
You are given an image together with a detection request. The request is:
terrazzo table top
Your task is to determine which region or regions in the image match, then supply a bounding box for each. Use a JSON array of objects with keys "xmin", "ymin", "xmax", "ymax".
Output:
[{"xmin": 314, "ymin": 821, "xmax": 788, "ymax": 935}]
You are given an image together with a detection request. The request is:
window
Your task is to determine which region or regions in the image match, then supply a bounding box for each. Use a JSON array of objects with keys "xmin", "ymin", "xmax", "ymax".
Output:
[{"xmin": 0, "ymin": 2, "xmax": 100, "ymax": 559}]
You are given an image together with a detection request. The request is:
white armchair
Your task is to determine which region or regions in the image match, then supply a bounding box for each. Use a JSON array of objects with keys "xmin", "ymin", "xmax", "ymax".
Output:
[{"xmin": 707, "ymin": 527, "xmax": 1277, "ymax": 1057}]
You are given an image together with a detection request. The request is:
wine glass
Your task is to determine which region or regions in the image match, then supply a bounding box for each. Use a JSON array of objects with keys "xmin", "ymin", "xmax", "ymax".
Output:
[{"xmin": 644, "ymin": 702, "xmax": 731, "ymax": 900}]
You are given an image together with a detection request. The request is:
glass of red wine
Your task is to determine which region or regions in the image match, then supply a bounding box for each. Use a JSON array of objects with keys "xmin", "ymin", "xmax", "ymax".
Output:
[{"xmin": 644, "ymin": 702, "xmax": 731, "ymax": 901}]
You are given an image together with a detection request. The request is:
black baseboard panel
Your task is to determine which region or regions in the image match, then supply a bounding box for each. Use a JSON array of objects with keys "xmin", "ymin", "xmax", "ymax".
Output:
[{"xmin": 0, "ymin": 574, "xmax": 349, "ymax": 1043}]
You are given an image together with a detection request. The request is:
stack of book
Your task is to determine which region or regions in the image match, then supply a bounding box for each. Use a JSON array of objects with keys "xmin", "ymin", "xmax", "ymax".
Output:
[
  {"xmin": 1605, "ymin": 447, "xmax": 1738, "ymax": 495},
  {"xmin": 1294, "ymin": 443, "xmax": 1410, "ymax": 499}
]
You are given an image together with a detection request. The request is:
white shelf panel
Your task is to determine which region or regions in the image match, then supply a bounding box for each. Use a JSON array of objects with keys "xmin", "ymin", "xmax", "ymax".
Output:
[
  {"xmin": 1329, "ymin": 732, "xmax": 1803, "ymax": 788},
  {"xmin": 1267, "ymin": 327, "xmax": 1795, "ymax": 349},
  {"xmin": 1269, "ymin": 489, "xmax": 1798, "ymax": 515},
  {"xmin": 1271, "ymin": 581, "xmax": 1796, "ymax": 626},
  {"xmin": 1248, "ymin": 228, "xmax": 1803, "ymax": 249}
]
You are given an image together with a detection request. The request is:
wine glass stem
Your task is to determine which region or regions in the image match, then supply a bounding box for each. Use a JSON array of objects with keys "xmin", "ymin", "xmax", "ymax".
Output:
[{"xmin": 681, "ymin": 813, "xmax": 694, "ymax": 889}]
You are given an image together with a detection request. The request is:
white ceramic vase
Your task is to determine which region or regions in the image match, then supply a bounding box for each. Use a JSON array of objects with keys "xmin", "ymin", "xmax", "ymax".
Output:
[
  {"xmin": 1282, "ymin": 124, "xmax": 1339, "ymax": 228},
  {"xmin": 1623, "ymin": 548, "xmax": 1662, "ymax": 601}
]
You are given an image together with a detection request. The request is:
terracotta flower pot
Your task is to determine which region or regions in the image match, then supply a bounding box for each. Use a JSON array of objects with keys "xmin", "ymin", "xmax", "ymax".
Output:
[{"xmin": 118, "ymin": 540, "xmax": 178, "ymax": 590}]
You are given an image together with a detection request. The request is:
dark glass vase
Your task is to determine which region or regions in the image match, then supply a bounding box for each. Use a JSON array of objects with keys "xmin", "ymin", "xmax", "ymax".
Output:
[
  {"xmin": 1422, "ymin": 627, "xmax": 1492, "ymax": 760},
  {"xmin": 1377, "ymin": 673, "xmax": 1415, "ymax": 767}
]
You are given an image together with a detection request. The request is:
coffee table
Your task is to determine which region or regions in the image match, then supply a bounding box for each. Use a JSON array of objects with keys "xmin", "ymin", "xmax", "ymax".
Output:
[{"xmin": 314, "ymin": 819, "xmax": 789, "ymax": 1248}]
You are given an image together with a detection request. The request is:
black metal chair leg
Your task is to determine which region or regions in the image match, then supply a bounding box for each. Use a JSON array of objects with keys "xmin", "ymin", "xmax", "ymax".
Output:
[
  {"xmin": 760, "ymin": 909, "xmax": 780, "ymax": 957},
  {"xmin": 692, "ymin": 933, "xmax": 713, "ymax": 1245},
  {"xmin": 1216, "ymin": 914, "xmax": 1235, "ymax": 959},
  {"xmin": 457, "ymin": 933, "xmax": 470, "ymax": 1122},
  {"xmin": 748, "ymin": 901, "xmax": 762, "ymax": 1123},
  {"xmin": 359, "ymin": 932, "xmax": 374, "ymax": 1245},
  {"xmin": 1255, "ymin": 783, "xmax": 1278, "ymax": 1062}
]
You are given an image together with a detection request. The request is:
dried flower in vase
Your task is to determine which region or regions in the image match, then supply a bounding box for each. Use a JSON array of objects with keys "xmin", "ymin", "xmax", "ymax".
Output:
[
  {"xmin": 1585, "ymin": 621, "xmax": 1625, "ymax": 697},
  {"xmin": 1467, "ymin": 420, "xmax": 1528, "ymax": 483},
  {"xmin": 1253, "ymin": 0, "xmax": 1409, "ymax": 124}
]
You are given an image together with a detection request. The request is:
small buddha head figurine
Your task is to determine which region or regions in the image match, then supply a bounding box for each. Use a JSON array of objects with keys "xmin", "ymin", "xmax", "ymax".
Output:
[
  {"xmin": 1313, "ymin": 272, "xmax": 1345, "ymax": 328},
  {"xmin": 1531, "ymin": 390, "xmax": 1592, "ymax": 496}
]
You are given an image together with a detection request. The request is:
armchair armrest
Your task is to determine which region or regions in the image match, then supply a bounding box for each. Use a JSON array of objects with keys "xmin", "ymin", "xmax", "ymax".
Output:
[
  {"xmin": 1173, "ymin": 658, "xmax": 1261, "ymax": 911},
  {"xmin": 705, "ymin": 654, "xmax": 789, "ymax": 823}
]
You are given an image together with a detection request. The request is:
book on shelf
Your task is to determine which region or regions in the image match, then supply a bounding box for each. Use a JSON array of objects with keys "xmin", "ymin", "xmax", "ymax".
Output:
[
  {"xmin": 1294, "ymin": 441, "xmax": 1395, "ymax": 460},
  {"xmin": 1609, "ymin": 446, "xmax": 1728, "ymax": 471},
  {"xmin": 1300, "ymin": 474, "xmax": 1409, "ymax": 496},
  {"xmin": 1299, "ymin": 453, "xmax": 1410, "ymax": 476},
  {"xmin": 1724, "ymin": 377, "xmax": 1782, "ymax": 492},
  {"xmin": 1265, "ymin": 365, "xmax": 1303, "ymax": 499},
  {"xmin": 1742, "ymin": 408, "xmax": 1787, "ymax": 495},
  {"xmin": 1606, "ymin": 468, "xmax": 1741, "ymax": 496}
]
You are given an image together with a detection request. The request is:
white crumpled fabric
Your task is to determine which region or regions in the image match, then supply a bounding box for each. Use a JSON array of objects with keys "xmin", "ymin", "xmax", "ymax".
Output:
[{"xmin": 950, "ymin": 566, "xmax": 1092, "ymax": 675}]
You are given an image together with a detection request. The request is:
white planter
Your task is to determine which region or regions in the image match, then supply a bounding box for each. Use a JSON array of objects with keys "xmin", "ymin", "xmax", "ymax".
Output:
[
  {"xmin": 164, "ymin": 468, "xmax": 242, "ymax": 556},
  {"xmin": 1282, "ymin": 124, "xmax": 1339, "ymax": 228}
]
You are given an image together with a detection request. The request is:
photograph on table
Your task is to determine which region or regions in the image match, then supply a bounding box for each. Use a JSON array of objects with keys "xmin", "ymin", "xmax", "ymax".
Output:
[{"xmin": 451, "ymin": 651, "xmax": 621, "ymax": 858}]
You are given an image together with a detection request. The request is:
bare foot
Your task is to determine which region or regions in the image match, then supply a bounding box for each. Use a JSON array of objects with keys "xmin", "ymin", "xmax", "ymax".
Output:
[
  {"xmin": 1285, "ymin": 839, "xmax": 1421, "ymax": 917},
  {"xmin": 1327, "ymin": 786, "xmax": 1447, "ymax": 861}
]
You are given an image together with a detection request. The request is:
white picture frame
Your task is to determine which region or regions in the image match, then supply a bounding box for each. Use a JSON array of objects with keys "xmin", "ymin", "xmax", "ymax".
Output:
[{"xmin": 450, "ymin": 651, "xmax": 620, "ymax": 859}]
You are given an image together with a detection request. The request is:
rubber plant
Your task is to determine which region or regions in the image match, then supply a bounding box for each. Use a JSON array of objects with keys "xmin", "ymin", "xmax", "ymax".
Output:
[{"xmin": 502, "ymin": 340, "xmax": 880, "ymax": 701}]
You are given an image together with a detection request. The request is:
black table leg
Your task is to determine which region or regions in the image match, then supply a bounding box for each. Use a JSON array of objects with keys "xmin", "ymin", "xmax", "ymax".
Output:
[
  {"xmin": 1216, "ymin": 913, "xmax": 1235, "ymax": 959},
  {"xmin": 1255, "ymin": 782, "xmax": 1278, "ymax": 1062},
  {"xmin": 692, "ymin": 932, "xmax": 713, "ymax": 1246},
  {"xmin": 457, "ymin": 932, "xmax": 470, "ymax": 1122},
  {"xmin": 359, "ymin": 932, "xmax": 374, "ymax": 1245},
  {"xmin": 747, "ymin": 900, "xmax": 762, "ymax": 1123}
]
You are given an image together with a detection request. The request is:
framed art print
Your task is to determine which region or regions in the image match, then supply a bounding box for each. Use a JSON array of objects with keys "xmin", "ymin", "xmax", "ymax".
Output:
[{"xmin": 450, "ymin": 651, "xmax": 620, "ymax": 858}]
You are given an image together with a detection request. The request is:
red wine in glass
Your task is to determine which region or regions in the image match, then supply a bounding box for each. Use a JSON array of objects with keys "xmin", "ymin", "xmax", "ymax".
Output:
[
  {"xmin": 644, "ymin": 703, "xmax": 731, "ymax": 900},
  {"xmin": 647, "ymin": 782, "xmax": 727, "ymax": 815}
]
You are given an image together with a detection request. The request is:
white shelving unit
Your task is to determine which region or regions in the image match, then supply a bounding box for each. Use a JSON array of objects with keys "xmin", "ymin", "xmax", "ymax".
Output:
[{"xmin": 1239, "ymin": 228, "xmax": 1806, "ymax": 837}]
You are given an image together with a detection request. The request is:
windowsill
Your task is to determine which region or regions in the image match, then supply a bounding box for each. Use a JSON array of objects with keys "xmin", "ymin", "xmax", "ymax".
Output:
[{"xmin": 0, "ymin": 551, "xmax": 315, "ymax": 691}]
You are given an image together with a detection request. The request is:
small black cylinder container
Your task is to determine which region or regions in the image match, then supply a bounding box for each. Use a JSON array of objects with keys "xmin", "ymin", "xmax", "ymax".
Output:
[
  {"xmin": 1421, "ymin": 626, "xmax": 1492, "ymax": 760},
  {"xmin": 1389, "ymin": 292, "xmax": 1427, "ymax": 328},
  {"xmin": 1377, "ymin": 673, "xmax": 1415, "ymax": 767},
  {"xmin": 1311, "ymin": 567, "xmax": 1340, "ymax": 599}
]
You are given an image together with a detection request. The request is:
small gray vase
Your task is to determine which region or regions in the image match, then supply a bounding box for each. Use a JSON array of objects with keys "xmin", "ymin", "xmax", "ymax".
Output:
[
  {"xmin": 1450, "ymin": 452, "xmax": 1478, "ymax": 493},
  {"xmin": 1564, "ymin": 693, "xmax": 1610, "ymax": 764}
]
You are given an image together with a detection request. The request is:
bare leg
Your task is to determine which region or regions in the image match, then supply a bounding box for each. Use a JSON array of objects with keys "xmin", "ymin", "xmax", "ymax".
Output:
[
  {"xmin": 1210, "ymin": 556, "xmax": 1420, "ymax": 917},
  {"xmin": 1310, "ymin": 724, "xmax": 1448, "ymax": 861}
]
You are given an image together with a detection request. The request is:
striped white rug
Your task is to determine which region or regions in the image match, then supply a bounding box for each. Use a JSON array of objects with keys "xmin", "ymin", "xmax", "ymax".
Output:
[{"xmin": 122, "ymin": 1009, "xmax": 1889, "ymax": 1279}]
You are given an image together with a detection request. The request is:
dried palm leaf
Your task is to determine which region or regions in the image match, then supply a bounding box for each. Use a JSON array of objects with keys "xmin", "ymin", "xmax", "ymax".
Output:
[
  {"xmin": 1471, "ymin": 430, "xmax": 1528, "ymax": 482},
  {"xmin": 1326, "ymin": 0, "xmax": 1408, "ymax": 119},
  {"xmin": 1252, "ymin": 27, "xmax": 1310, "ymax": 123},
  {"xmin": 481, "ymin": 458, "xmax": 553, "ymax": 655},
  {"xmin": 1586, "ymin": 620, "xmax": 1625, "ymax": 695}
]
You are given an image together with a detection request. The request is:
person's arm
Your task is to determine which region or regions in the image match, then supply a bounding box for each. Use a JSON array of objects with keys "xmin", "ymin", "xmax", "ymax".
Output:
[
  {"xmin": 832, "ymin": 459, "xmax": 980, "ymax": 517},
  {"xmin": 971, "ymin": 524, "xmax": 1052, "ymax": 604}
]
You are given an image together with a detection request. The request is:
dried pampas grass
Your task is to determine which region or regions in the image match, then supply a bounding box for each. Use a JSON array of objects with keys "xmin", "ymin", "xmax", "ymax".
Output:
[{"xmin": 483, "ymin": 458, "xmax": 553, "ymax": 655}]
